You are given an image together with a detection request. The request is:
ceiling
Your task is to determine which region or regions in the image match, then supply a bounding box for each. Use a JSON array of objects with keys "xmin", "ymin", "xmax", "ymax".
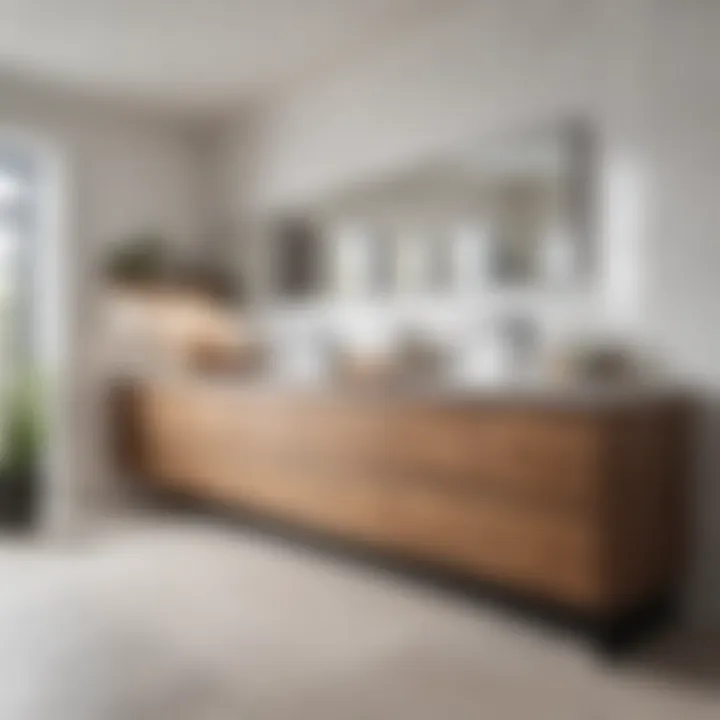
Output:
[{"xmin": 0, "ymin": 0, "xmax": 441, "ymax": 115}]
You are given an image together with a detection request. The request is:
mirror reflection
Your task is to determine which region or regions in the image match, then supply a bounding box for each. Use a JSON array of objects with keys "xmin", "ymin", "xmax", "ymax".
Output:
[{"xmin": 271, "ymin": 121, "xmax": 593, "ymax": 301}]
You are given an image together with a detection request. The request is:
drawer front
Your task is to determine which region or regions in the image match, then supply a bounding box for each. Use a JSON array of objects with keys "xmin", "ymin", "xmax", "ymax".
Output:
[
  {"xmin": 381, "ymin": 406, "xmax": 605, "ymax": 509},
  {"xmin": 230, "ymin": 395, "xmax": 381, "ymax": 464},
  {"xmin": 140, "ymin": 388, "xmax": 196, "ymax": 483},
  {"xmin": 138, "ymin": 387, "xmax": 604, "ymax": 511},
  {"xmin": 139, "ymin": 387, "xmax": 233, "ymax": 491},
  {"xmin": 161, "ymin": 394, "xmax": 605, "ymax": 513},
  {"xmin": 229, "ymin": 463, "xmax": 389, "ymax": 536},
  {"xmin": 222, "ymin": 398, "xmax": 606, "ymax": 511},
  {"xmin": 381, "ymin": 483, "xmax": 605, "ymax": 609}
]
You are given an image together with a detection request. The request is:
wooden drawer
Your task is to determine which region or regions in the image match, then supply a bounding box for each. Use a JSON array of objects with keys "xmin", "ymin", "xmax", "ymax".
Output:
[
  {"xmin": 381, "ymin": 406, "xmax": 605, "ymax": 508},
  {"xmin": 380, "ymin": 482, "xmax": 606, "ymax": 609},
  {"xmin": 220, "ymin": 396, "xmax": 606, "ymax": 512},
  {"xmin": 144, "ymin": 391, "xmax": 604, "ymax": 514},
  {"xmin": 139, "ymin": 387, "xmax": 232, "ymax": 491},
  {"xmin": 140, "ymin": 389, "xmax": 195, "ymax": 482},
  {"xmin": 228, "ymin": 395, "xmax": 381, "ymax": 464},
  {"xmin": 217, "ymin": 459, "xmax": 391, "ymax": 538}
]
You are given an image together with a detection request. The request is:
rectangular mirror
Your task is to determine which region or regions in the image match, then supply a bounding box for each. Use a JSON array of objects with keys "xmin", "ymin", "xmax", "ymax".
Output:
[{"xmin": 266, "ymin": 120, "xmax": 594, "ymax": 302}]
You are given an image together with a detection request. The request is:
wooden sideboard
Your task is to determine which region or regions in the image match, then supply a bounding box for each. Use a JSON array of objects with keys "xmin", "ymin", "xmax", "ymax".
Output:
[{"xmin": 114, "ymin": 381, "xmax": 689, "ymax": 640}]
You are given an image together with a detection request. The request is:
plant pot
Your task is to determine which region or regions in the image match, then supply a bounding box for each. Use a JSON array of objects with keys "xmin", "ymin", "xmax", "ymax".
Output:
[{"xmin": 0, "ymin": 470, "xmax": 38, "ymax": 529}]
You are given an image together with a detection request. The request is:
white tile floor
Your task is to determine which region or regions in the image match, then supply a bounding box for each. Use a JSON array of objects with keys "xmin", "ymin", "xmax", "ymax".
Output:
[{"xmin": 0, "ymin": 515, "xmax": 717, "ymax": 719}]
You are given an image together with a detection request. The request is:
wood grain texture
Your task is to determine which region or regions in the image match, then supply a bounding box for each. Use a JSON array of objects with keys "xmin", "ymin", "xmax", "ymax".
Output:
[{"xmin": 113, "ymin": 383, "xmax": 689, "ymax": 616}]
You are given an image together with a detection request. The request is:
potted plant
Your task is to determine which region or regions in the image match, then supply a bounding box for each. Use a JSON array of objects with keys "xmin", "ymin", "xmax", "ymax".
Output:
[
  {"xmin": 0, "ymin": 374, "xmax": 42, "ymax": 528},
  {"xmin": 105, "ymin": 232, "xmax": 169, "ymax": 291},
  {"xmin": 104, "ymin": 232, "xmax": 177, "ymax": 342}
]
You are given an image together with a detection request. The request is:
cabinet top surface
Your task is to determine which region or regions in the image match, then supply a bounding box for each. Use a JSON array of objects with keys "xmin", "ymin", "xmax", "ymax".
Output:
[{"xmin": 117, "ymin": 371, "xmax": 688, "ymax": 411}]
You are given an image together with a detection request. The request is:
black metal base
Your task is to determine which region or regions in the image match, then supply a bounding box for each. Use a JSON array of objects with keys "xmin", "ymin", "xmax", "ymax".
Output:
[
  {"xmin": 141, "ymin": 483, "xmax": 680, "ymax": 659},
  {"xmin": 589, "ymin": 593, "xmax": 680, "ymax": 658}
]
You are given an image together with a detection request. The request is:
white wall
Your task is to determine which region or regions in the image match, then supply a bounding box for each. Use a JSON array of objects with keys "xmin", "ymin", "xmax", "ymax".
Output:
[
  {"xmin": 0, "ymin": 72, "xmax": 205, "ymax": 533},
  {"xmin": 218, "ymin": 0, "xmax": 720, "ymax": 626}
]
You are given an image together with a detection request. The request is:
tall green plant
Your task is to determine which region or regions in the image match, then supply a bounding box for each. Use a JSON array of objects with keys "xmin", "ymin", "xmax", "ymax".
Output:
[{"xmin": 2, "ymin": 374, "xmax": 43, "ymax": 480}]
